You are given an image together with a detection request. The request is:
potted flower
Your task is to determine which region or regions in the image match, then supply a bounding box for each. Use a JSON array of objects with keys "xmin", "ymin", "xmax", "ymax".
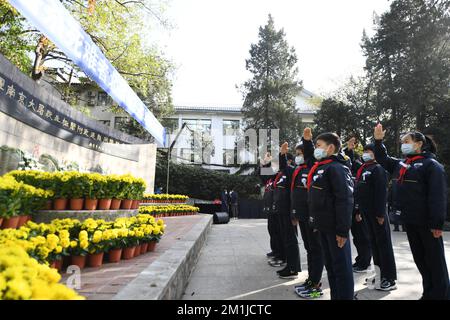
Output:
[
  {"xmin": 98, "ymin": 178, "xmax": 114, "ymax": 210},
  {"xmin": 67, "ymin": 172, "xmax": 87, "ymax": 210},
  {"xmin": 69, "ymin": 230, "xmax": 90, "ymax": 269},
  {"xmin": 87, "ymin": 230, "xmax": 106, "ymax": 267},
  {"xmin": 105, "ymin": 228, "xmax": 126, "ymax": 263},
  {"xmin": 52, "ymin": 172, "xmax": 71, "ymax": 210},
  {"xmin": 121, "ymin": 229, "xmax": 138, "ymax": 260},
  {"xmin": 84, "ymin": 173, "xmax": 105, "ymax": 210},
  {"xmin": 109, "ymin": 175, "xmax": 123, "ymax": 210},
  {"xmin": 0, "ymin": 176, "xmax": 22, "ymax": 229}
]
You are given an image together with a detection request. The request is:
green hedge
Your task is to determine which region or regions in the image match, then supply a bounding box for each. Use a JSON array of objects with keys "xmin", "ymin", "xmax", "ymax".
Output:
[{"xmin": 155, "ymin": 154, "xmax": 261, "ymax": 200}]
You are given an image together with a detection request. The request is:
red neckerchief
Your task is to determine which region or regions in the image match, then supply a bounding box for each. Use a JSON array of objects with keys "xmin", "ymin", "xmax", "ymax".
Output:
[
  {"xmin": 291, "ymin": 164, "xmax": 308, "ymax": 191},
  {"xmin": 307, "ymin": 159, "xmax": 333, "ymax": 190},
  {"xmin": 397, "ymin": 155, "xmax": 425, "ymax": 184},
  {"xmin": 356, "ymin": 161, "xmax": 375, "ymax": 182},
  {"xmin": 273, "ymin": 172, "xmax": 283, "ymax": 188}
]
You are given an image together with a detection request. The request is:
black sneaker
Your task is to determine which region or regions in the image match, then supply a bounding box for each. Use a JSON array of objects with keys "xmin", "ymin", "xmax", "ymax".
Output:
[
  {"xmin": 353, "ymin": 265, "xmax": 370, "ymax": 273},
  {"xmin": 278, "ymin": 269, "xmax": 298, "ymax": 279},
  {"xmin": 376, "ymin": 279, "xmax": 397, "ymax": 291},
  {"xmin": 277, "ymin": 267, "xmax": 288, "ymax": 275},
  {"xmin": 266, "ymin": 251, "xmax": 275, "ymax": 258},
  {"xmin": 268, "ymin": 259, "xmax": 286, "ymax": 267}
]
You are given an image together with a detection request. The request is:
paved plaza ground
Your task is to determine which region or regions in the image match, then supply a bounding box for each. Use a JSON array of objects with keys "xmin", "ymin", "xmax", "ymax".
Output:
[{"xmin": 182, "ymin": 219, "xmax": 450, "ymax": 300}]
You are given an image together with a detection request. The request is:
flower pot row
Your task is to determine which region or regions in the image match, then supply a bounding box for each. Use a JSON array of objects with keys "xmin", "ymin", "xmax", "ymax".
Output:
[
  {"xmin": 51, "ymin": 241, "xmax": 158, "ymax": 271},
  {"xmin": 0, "ymin": 215, "xmax": 32, "ymax": 230},
  {"xmin": 153, "ymin": 212, "xmax": 197, "ymax": 218},
  {"xmin": 47, "ymin": 199, "xmax": 141, "ymax": 211},
  {"xmin": 141, "ymin": 199, "xmax": 187, "ymax": 204}
]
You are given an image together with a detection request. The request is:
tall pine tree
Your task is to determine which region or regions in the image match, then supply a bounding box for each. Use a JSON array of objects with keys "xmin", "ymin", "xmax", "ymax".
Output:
[{"xmin": 241, "ymin": 15, "xmax": 303, "ymax": 148}]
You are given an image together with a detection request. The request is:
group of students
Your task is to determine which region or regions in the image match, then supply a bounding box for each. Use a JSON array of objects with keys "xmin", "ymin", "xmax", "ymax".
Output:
[{"xmin": 261, "ymin": 124, "xmax": 450, "ymax": 300}]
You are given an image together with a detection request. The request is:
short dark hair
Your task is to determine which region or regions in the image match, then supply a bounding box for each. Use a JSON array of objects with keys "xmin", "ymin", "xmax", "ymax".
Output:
[
  {"xmin": 295, "ymin": 143, "xmax": 304, "ymax": 152},
  {"xmin": 363, "ymin": 143, "xmax": 375, "ymax": 152},
  {"xmin": 316, "ymin": 132, "xmax": 341, "ymax": 152},
  {"xmin": 406, "ymin": 132, "xmax": 437, "ymax": 154}
]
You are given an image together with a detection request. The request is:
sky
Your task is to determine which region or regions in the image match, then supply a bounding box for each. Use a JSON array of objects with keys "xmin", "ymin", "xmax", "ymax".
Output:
[{"xmin": 150, "ymin": 0, "xmax": 392, "ymax": 106}]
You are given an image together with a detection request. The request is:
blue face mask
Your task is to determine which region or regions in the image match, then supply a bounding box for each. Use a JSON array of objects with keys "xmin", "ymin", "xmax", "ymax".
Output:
[
  {"xmin": 362, "ymin": 153, "xmax": 374, "ymax": 162},
  {"xmin": 401, "ymin": 143, "xmax": 415, "ymax": 155},
  {"xmin": 295, "ymin": 156, "xmax": 304, "ymax": 165},
  {"xmin": 314, "ymin": 148, "xmax": 327, "ymax": 160}
]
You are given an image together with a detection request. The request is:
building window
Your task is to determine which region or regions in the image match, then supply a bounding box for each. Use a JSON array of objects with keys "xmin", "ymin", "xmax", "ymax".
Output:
[
  {"xmin": 182, "ymin": 119, "xmax": 211, "ymax": 133},
  {"xmin": 114, "ymin": 117, "xmax": 130, "ymax": 130},
  {"xmin": 223, "ymin": 120, "xmax": 240, "ymax": 136},
  {"xmin": 162, "ymin": 118, "xmax": 179, "ymax": 134},
  {"xmin": 98, "ymin": 120, "xmax": 111, "ymax": 127},
  {"xmin": 223, "ymin": 148, "xmax": 236, "ymax": 165},
  {"xmin": 87, "ymin": 91, "xmax": 97, "ymax": 106},
  {"xmin": 97, "ymin": 92, "xmax": 110, "ymax": 106},
  {"xmin": 181, "ymin": 148, "xmax": 194, "ymax": 163}
]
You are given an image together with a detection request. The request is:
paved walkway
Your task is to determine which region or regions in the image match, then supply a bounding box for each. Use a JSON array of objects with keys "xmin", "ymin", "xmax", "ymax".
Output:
[
  {"xmin": 182, "ymin": 219, "xmax": 450, "ymax": 300},
  {"xmin": 61, "ymin": 215, "xmax": 203, "ymax": 300}
]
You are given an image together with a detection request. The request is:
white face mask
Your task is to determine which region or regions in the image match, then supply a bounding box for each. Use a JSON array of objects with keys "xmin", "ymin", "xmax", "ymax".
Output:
[
  {"xmin": 295, "ymin": 156, "xmax": 304, "ymax": 165},
  {"xmin": 362, "ymin": 153, "xmax": 374, "ymax": 162},
  {"xmin": 314, "ymin": 148, "xmax": 327, "ymax": 160},
  {"xmin": 401, "ymin": 143, "xmax": 416, "ymax": 155}
]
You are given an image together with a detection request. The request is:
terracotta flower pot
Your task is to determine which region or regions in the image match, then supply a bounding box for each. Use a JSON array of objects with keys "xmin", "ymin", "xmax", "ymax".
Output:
[
  {"xmin": 84, "ymin": 198, "xmax": 98, "ymax": 210},
  {"xmin": 110, "ymin": 199, "xmax": 121, "ymax": 210},
  {"xmin": 69, "ymin": 198, "xmax": 84, "ymax": 210},
  {"xmin": 1, "ymin": 216, "xmax": 20, "ymax": 229},
  {"xmin": 132, "ymin": 200, "xmax": 140, "ymax": 209},
  {"xmin": 140, "ymin": 243, "xmax": 149, "ymax": 254},
  {"xmin": 148, "ymin": 241, "xmax": 157, "ymax": 252},
  {"xmin": 87, "ymin": 252, "xmax": 104, "ymax": 268},
  {"xmin": 134, "ymin": 244, "xmax": 142, "ymax": 257},
  {"xmin": 70, "ymin": 255, "xmax": 86, "ymax": 269},
  {"xmin": 0, "ymin": 218, "xmax": 3, "ymax": 226},
  {"xmin": 26, "ymin": 215, "xmax": 32, "ymax": 223},
  {"xmin": 17, "ymin": 215, "xmax": 29, "ymax": 228},
  {"xmin": 98, "ymin": 199, "xmax": 112, "ymax": 210},
  {"xmin": 108, "ymin": 248, "xmax": 122, "ymax": 263},
  {"xmin": 51, "ymin": 258, "xmax": 63, "ymax": 272},
  {"xmin": 122, "ymin": 247, "xmax": 135, "ymax": 260},
  {"xmin": 53, "ymin": 198, "xmax": 68, "ymax": 210},
  {"xmin": 120, "ymin": 199, "xmax": 133, "ymax": 210},
  {"xmin": 62, "ymin": 256, "xmax": 71, "ymax": 269},
  {"xmin": 45, "ymin": 200, "xmax": 53, "ymax": 210}
]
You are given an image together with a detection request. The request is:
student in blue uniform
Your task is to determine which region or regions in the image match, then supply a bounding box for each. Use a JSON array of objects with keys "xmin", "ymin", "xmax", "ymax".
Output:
[
  {"xmin": 260, "ymin": 153, "xmax": 284, "ymax": 263},
  {"xmin": 343, "ymin": 138, "xmax": 373, "ymax": 273},
  {"xmin": 307, "ymin": 132, "xmax": 355, "ymax": 300},
  {"xmin": 290, "ymin": 128, "xmax": 325, "ymax": 299},
  {"xmin": 374, "ymin": 124, "xmax": 449, "ymax": 300},
  {"xmin": 354, "ymin": 143, "xmax": 397, "ymax": 291},
  {"xmin": 272, "ymin": 147, "xmax": 301, "ymax": 279}
]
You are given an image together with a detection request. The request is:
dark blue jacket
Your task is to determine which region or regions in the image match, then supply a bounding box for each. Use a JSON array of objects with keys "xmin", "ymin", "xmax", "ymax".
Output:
[
  {"xmin": 374, "ymin": 140, "xmax": 448, "ymax": 229},
  {"xmin": 290, "ymin": 139, "xmax": 314, "ymax": 222},
  {"xmin": 354, "ymin": 162, "xmax": 388, "ymax": 218},
  {"xmin": 307, "ymin": 154, "xmax": 355, "ymax": 237}
]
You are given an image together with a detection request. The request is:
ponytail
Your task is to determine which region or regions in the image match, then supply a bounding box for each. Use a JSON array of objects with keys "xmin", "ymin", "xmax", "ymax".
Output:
[
  {"xmin": 423, "ymin": 135, "xmax": 437, "ymax": 154},
  {"xmin": 408, "ymin": 131, "xmax": 437, "ymax": 154}
]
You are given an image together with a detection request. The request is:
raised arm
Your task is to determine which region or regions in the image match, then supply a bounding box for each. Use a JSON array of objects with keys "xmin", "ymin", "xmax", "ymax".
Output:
[
  {"xmin": 302, "ymin": 127, "xmax": 314, "ymax": 162},
  {"xmin": 373, "ymin": 124, "xmax": 400, "ymax": 175}
]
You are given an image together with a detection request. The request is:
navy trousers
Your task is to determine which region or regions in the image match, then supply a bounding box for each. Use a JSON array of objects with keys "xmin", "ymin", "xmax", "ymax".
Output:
[
  {"xmin": 363, "ymin": 211, "xmax": 397, "ymax": 280},
  {"xmin": 321, "ymin": 232, "xmax": 354, "ymax": 300},
  {"xmin": 351, "ymin": 211, "xmax": 372, "ymax": 268},
  {"xmin": 299, "ymin": 221, "xmax": 324, "ymax": 285},
  {"xmin": 405, "ymin": 224, "xmax": 450, "ymax": 300},
  {"xmin": 268, "ymin": 211, "xmax": 284, "ymax": 260},
  {"xmin": 279, "ymin": 212, "xmax": 301, "ymax": 272}
]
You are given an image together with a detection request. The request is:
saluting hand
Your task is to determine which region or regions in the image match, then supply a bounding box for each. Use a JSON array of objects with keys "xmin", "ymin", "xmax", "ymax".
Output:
[
  {"xmin": 374, "ymin": 123, "xmax": 386, "ymax": 140},
  {"xmin": 303, "ymin": 127, "xmax": 313, "ymax": 141},
  {"xmin": 355, "ymin": 213, "xmax": 362, "ymax": 222},
  {"xmin": 431, "ymin": 229, "xmax": 443, "ymax": 238},
  {"xmin": 336, "ymin": 235, "xmax": 347, "ymax": 248},
  {"xmin": 347, "ymin": 137, "xmax": 357, "ymax": 151},
  {"xmin": 280, "ymin": 142, "xmax": 289, "ymax": 155},
  {"xmin": 376, "ymin": 217, "xmax": 385, "ymax": 225}
]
